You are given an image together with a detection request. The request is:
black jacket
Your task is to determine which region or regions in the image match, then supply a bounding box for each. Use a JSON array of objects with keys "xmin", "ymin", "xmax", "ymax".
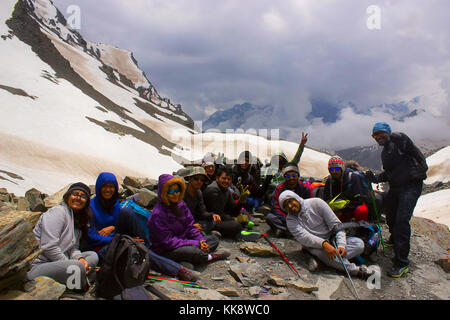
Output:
[
  {"xmin": 323, "ymin": 168, "xmax": 368, "ymax": 212},
  {"xmin": 376, "ymin": 132, "xmax": 428, "ymax": 187},
  {"xmin": 203, "ymin": 181, "xmax": 241, "ymax": 220}
]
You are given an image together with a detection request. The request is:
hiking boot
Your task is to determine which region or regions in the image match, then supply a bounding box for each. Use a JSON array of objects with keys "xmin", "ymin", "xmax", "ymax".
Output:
[
  {"xmin": 210, "ymin": 249, "xmax": 231, "ymax": 262},
  {"xmin": 385, "ymin": 237, "xmax": 394, "ymax": 247},
  {"xmin": 211, "ymin": 230, "xmax": 222, "ymax": 238},
  {"xmin": 356, "ymin": 265, "xmax": 376, "ymax": 280},
  {"xmin": 388, "ymin": 265, "xmax": 409, "ymax": 278},
  {"xmin": 239, "ymin": 231, "xmax": 261, "ymax": 242},
  {"xmin": 306, "ymin": 255, "xmax": 318, "ymax": 272},
  {"xmin": 274, "ymin": 229, "xmax": 286, "ymax": 238},
  {"xmin": 177, "ymin": 266, "xmax": 201, "ymax": 282},
  {"xmin": 180, "ymin": 261, "xmax": 195, "ymax": 270}
]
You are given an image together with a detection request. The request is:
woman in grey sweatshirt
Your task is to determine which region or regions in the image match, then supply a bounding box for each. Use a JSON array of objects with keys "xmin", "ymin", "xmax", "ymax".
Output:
[{"xmin": 27, "ymin": 183, "xmax": 98, "ymax": 291}]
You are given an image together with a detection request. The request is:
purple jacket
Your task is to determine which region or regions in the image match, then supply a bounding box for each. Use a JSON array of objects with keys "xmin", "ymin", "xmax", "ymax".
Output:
[{"xmin": 147, "ymin": 174, "xmax": 205, "ymax": 255}]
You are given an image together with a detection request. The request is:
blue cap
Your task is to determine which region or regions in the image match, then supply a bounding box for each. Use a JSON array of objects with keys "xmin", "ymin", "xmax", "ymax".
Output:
[{"xmin": 372, "ymin": 122, "xmax": 392, "ymax": 135}]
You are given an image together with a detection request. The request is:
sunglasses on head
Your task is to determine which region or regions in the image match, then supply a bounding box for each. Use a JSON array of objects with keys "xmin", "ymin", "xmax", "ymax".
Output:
[
  {"xmin": 167, "ymin": 188, "xmax": 181, "ymax": 195},
  {"xmin": 284, "ymin": 173, "xmax": 298, "ymax": 179},
  {"xmin": 329, "ymin": 167, "xmax": 341, "ymax": 172}
]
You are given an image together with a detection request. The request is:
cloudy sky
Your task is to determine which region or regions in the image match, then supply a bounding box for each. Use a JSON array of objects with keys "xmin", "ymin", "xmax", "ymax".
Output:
[{"xmin": 53, "ymin": 0, "xmax": 450, "ymax": 149}]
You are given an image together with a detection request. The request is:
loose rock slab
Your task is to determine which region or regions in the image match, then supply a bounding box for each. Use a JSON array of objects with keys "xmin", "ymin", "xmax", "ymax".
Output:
[
  {"xmin": 312, "ymin": 275, "xmax": 344, "ymax": 300},
  {"xmin": 228, "ymin": 262, "xmax": 270, "ymax": 287},
  {"xmin": 240, "ymin": 242, "xmax": 278, "ymax": 257},
  {"xmin": 286, "ymin": 279, "xmax": 318, "ymax": 293}
]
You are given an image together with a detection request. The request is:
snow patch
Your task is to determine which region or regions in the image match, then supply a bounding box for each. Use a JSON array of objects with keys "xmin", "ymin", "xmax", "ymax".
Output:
[
  {"xmin": 425, "ymin": 146, "xmax": 450, "ymax": 184},
  {"xmin": 414, "ymin": 189, "xmax": 450, "ymax": 228}
]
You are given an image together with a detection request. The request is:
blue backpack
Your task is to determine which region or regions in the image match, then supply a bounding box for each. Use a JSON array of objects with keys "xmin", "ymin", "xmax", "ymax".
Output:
[
  {"xmin": 333, "ymin": 221, "xmax": 381, "ymax": 257},
  {"xmin": 120, "ymin": 200, "xmax": 152, "ymax": 240}
]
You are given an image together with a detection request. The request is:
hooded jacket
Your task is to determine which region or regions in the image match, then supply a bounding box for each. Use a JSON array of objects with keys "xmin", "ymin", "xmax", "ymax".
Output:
[
  {"xmin": 33, "ymin": 201, "xmax": 84, "ymax": 265},
  {"xmin": 283, "ymin": 191, "xmax": 346, "ymax": 250},
  {"xmin": 147, "ymin": 174, "xmax": 205, "ymax": 255},
  {"xmin": 271, "ymin": 180, "xmax": 312, "ymax": 217},
  {"xmin": 86, "ymin": 172, "xmax": 121, "ymax": 249}
]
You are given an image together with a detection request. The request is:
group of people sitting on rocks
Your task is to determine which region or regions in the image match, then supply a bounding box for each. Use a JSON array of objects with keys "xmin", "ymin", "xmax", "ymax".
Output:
[{"xmin": 26, "ymin": 122, "xmax": 428, "ymax": 295}]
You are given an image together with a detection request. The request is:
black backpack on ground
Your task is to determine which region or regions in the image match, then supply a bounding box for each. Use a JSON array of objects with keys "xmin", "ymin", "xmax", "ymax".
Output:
[{"xmin": 95, "ymin": 234, "xmax": 151, "ymax": 299}]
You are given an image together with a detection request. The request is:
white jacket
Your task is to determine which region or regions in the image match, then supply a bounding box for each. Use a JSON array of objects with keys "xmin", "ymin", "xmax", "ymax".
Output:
[{"xmin": 282, "ymin": 191, "xmax": 346, "ymax": 249}]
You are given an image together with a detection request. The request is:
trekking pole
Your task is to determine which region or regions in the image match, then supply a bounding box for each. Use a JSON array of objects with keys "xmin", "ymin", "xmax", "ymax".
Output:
[
  {"xmin": 261, "ymin": 234, "xmax": 303, "ymax": 280},
  {"xmin": 370, "ymin": 190, "xmax": 386, "ymax": 254},
  {"xmin": 148, "ymin": 276, "xmax": 206, "ymax": 289},
  {"xmin": 332, "ymin": 239, "xmax": 360, "ymax": 300}
]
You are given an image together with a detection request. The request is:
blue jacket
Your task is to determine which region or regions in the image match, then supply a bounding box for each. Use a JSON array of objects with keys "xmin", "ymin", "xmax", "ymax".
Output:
[{"xmin": 87, "ymin": 172, "xmax": 121, "ymax": 249}]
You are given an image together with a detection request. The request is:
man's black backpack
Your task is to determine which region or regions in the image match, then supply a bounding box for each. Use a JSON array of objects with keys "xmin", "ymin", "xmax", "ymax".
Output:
[{"xmin": 96, "ymin": 234, "xmax": 151, "ymax": 299}]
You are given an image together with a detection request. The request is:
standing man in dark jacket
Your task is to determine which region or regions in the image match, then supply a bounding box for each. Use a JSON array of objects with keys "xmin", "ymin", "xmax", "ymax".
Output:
[{"xmin": 366, "ymin": 122, "xmax": 428, "ymax": 278}]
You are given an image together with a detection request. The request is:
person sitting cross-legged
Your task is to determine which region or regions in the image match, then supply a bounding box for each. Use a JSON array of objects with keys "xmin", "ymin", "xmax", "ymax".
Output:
[
  {"xmin": 203, "ymin": 166, "xmax": 246, "ymax": 239},
  {"xmin": 147, "ymin": 174, "xmax": 230, "ymax": 267},
  {"xmin": 323, "ymin": 156, "xmax": 370, "ymax": 222},
  {"xmin": 27, "ymin": 183, "xmax": 99, "ymax": 292},
  {"xmin": 183, "ymin": 166, "xmax": 222, "ymax": 239},
  {"xmin": 283, "ymin": 190, "xmax": 375, "ymax": 279}
]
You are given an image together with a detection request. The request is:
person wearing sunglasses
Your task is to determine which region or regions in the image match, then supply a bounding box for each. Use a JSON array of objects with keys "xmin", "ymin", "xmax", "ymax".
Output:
[
  {"xmin": 266, "ymin": 163, "xmax": 313, "ymax": 237},
  {"xmin": 147, "ymin": 174, "xmax": 230, "ymax": 267},
  {"xmin": 365, "ymin": 122, "xmax": 428, "ymax": 278},
  {"xmin": 184, "ymin": 166, "xmax": 222, "ymax": 239},
  {"xmin": 262, "ymin": 132, "xmax": 309, "ymax": 204},
  {"xmin": 323, "ymin": 156, "xmax": 370, "ymax": 223},
  {"xmin": 87, "ymin": 172, "xmax": 200, "ymax": 282},
  {"xmin": 282, "ymin": 190, "xmax": 375, "ymax": 279},
  {"xmin": 201, "ymin": 153, "xmax": 218, "ymax": 189},
  {"xmin": 27, "ymin": 182, "xmax": 99, "ymax": 292}
]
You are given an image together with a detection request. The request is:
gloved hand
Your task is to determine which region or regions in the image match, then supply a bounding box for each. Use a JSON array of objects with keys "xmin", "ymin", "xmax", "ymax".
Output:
[
  {"xmin": 238, "ymin": 185, "xmax": 250, "ymax": 204},
  {"xmin": 365, "ymin": 170, "xmax": 376, "ymax": 183}
]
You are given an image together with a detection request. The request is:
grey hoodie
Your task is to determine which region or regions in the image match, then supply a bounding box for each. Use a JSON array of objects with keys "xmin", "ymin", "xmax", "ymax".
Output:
[
  {"xmin": 283, "ymin": 191, "xmax": 346, "ymax": 249},
  {"xmin": 33, "ymin": 202, "xmax": 83, "ymax": 265}
]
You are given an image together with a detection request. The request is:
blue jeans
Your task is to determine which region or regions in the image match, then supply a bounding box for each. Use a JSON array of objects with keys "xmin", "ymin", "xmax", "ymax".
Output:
[
  {"xmin": 384, "ymin": 181, "xmax": 423, "ymax": 267},
  {"xmin": 244, "ymin": 197, "xmax": 263, "ymax": 212},
  {"xmin": 98, "ymin": 207, "xmax": 182, "ymax": 277}
]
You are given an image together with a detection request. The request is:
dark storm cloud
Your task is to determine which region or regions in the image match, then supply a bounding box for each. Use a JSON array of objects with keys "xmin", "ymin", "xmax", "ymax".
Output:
[{"xmin": 53, "ymin": 0, "xmax": 450, "ymax": 148}]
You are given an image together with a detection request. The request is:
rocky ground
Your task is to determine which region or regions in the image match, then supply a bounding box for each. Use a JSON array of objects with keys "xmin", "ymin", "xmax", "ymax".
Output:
[{"xmin": 0, "ymin": 177, "xmax": 449, "ymax": 301}]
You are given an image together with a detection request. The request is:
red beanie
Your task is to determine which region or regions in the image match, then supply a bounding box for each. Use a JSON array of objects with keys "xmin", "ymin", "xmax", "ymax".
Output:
[{"xmin": 328, "ymin": 156, "xmax": 345, "ymax": 169}]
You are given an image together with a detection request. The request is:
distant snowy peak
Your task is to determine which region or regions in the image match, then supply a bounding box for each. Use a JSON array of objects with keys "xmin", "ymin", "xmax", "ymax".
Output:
[
  {"xmin": 205, "ymin": 95, "xmax": 429, "ymax": 133},
  {"xmin": 339, "ymin": 95, "xmax": 428, "ymax": 122},
  {"xmin": 203, "ymin": 103, "xmax": 274, "ymax": 131}
]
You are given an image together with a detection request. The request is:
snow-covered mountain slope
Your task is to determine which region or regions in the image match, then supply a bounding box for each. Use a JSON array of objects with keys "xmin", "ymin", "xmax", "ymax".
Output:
[{"xmin": 0, "ymin": 0, "xmax": 330, "ymax": 196}]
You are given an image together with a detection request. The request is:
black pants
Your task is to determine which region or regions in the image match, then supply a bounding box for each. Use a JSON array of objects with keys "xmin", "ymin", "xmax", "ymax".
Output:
[
  {"xmin": 384, "ymin": 181, "xmax": 423, "ymax": 267},
  {"xmin": 163, "ymin": 235, "xmax": 220, "ymax": 266}
]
